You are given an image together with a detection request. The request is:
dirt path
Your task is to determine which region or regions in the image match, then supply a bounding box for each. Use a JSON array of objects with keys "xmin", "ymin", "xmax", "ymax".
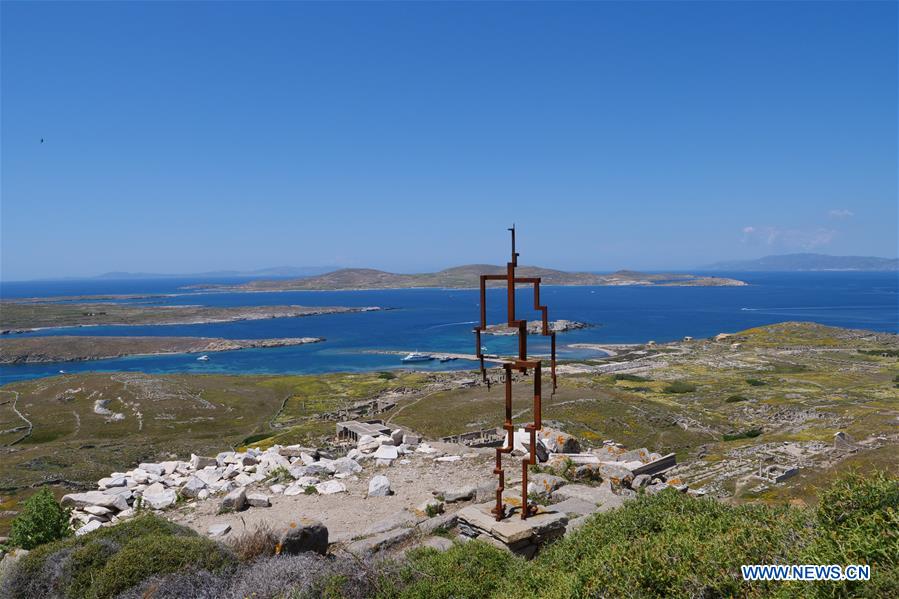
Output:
[{"xmin": 1, "ymin": 389, "xmax": 33, "ymax": 445}]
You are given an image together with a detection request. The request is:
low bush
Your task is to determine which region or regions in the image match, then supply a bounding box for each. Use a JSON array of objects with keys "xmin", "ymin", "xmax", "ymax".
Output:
[
  {"xmin": 8, "ymin": 488, "xmax": 71, "ymax": 550},
  {"xmin": 746, "ymin": 378, "xmax": 766, "ymax": 386},
  {"xmin": 92, "ymin": 534, "xmax": 234, "ymax": 598},
  {"xmin": 229, "ymin": 522, "xmax": 279, "ymax": 562},
  {"xmin": 386, "ymin": 540, "xmax": 514, "ymax": 598},
  {"xmin": 723, "ymin": 428, "xmax": 762, "ymax": 441},
  {"xmin": 613, "ymin": 373, "xmax": 650, "ymax": 382},
  {"xmin": 726, "ymin": 394, "xmax": 749, "ymax": 402},
  {"xmin": 663, "ymin": 381, "xmax": 697, "ymax": 394},
  {"xmin": 0, "ymin": 514, "xmax": 233, "ymax": 599}
]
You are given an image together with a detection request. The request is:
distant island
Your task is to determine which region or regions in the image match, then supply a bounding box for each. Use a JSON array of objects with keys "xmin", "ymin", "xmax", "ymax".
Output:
[
  {"xmin": 90, "ymin": 266, "xmax": 334, "ymax": 279},
  {"xmin": 0, "ymin": 304, "xmax": 381, "ymax": 333},
  {"xmin": 194, "ymin": 265, "xmax": 747, "ymax": 292},
  {"xmin": 704, "ymin": 253, "xmax": 899, "ymax": 271},
  {"xmin": 0, "ymin": 336, "xmax": 323, "ymax": 364}
]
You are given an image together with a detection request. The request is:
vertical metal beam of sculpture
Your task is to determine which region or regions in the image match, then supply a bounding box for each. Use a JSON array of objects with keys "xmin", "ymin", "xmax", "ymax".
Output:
[{"xmin": 474, "ymin": 226, "xmax": 557, "ymax": 520}]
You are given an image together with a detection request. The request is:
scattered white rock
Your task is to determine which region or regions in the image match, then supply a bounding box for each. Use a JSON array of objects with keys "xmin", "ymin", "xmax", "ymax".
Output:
[
  {"xmin": 190, "ymin": 454, "xmax": 217, "ymax": 469},
  {"xmin": 143, "ymin": 488, "xmax": 177, "ymax": 510},
  {"xmin": 357, "ymin": 435, "xmax": 379, "ymax": 452},
  {"xmin": 435, "ymin": 455, "xmax": 461, "ymax": 463},
  {"xmin": 368, "ymin": 475, "xmax": 392, "ymax": 497},
  {"xmin": 332, "ymin": 457, "xmax": 362, "ymax": 475},
  {"xmin": 75, "ymin": 520, "xmax": 103, "ymax": 536},
  {"xmin": 247, "ymin": 493, "xmax": 271, "ymax": 507},
  {"xmin": 373, "ymin": 445, "xmax": 399, "ymax": 461},
  {"xmin": 220, "ymin": 487, "xmax": 247, "ymax": 511},
  {"xmin": 208, "ymin": 523, "xmax": 231, "ymax": 537},
  {"xmin": 315, "ymin": 481, "xmax": 346, "ymax": 495}
]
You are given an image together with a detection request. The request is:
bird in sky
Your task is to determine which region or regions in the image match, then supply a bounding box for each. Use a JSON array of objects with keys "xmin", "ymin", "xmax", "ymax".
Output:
[{"xmin": 40, "ymin": 138, "xmax": 44, "ymax": 144}]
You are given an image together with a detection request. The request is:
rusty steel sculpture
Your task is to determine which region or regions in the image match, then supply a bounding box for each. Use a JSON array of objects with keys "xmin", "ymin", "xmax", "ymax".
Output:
[{"xmin": 474, "ymin": 226, "xmax": 557, "ymax": 521}]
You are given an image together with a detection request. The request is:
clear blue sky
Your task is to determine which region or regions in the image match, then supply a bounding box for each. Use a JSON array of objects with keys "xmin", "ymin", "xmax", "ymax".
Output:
[{"xmin": 2, "ymin": 1, "xmax": 896, "ymax": 280}]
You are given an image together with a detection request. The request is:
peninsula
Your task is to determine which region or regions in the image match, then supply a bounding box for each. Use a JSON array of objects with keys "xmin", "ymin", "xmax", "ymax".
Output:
[
  {"xmin": 0, "ymin": 303, "xmax": 380, "ymax": 333},
  {"xmin": 195, "ymin": 265, "xmax": 747, "ymax": 292},
  {"xmin": 0, "ymin": 335, "xmax": 323, "ymax": 364}
]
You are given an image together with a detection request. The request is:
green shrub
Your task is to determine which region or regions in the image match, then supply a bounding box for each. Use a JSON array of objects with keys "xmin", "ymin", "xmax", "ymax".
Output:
[
  {"xmin": 726, "ymin": 394, "xmax": 749, "ymax": 403},
  {"xmin": 796, "ymin": 471, "xmax": 899, "ymax": 598},
  {"xmin": 614, "ymin": 373, "xmax": 650, "ymax": 382},
  {"xmin": 746, "ymin": 378, "xmax": 766, "ymax": 386},
  {"xmin": 663, "ymin": 381, "xmax": 697, "ymax": 394},
  {"xmin": 242, "ymin": 431, "xmax": 272, "ymax": 445},
  {"xmin": 0, "ymin": 514, "xmax": 218, "ymax": 599},
  {"xmin": 723, "ymin": 429, "xmax": 762, "ymax": 441},
  {"xmin": 378, "ymin": 371, "xmax": 397, "ymax": 380},
  {"xmin": 501, "ymin": 490, "xmax": 809, "ymax": 598},
  {"xmin": 90, "ymin": 533, "xmax": 234, "ymax": 598},
  {"xmin": 8, "ymin": 488, "xmax": 71, "ymax": 549},
  {"xmin": 388, "ymin": 541, "xmax": 514, "ymax": 598}
]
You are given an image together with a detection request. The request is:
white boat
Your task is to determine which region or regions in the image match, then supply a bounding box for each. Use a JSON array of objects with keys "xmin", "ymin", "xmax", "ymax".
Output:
[
  {"xmin": 402, "ymin": 352, "xmax": 433, "ymax": 363},
  {"xmin": 197, "ymin": 355, "xmax": 210, "ymax": 361}
]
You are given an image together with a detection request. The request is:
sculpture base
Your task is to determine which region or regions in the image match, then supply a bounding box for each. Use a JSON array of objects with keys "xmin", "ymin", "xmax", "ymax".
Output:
[{"xmin": 457, "ymin": 501, "xmax": 568, "ymax": 560}]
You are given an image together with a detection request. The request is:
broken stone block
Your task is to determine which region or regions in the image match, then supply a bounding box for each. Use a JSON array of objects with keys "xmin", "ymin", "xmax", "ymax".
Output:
[
  {"xmin": 314, "ymin": 480, "xmax": 346, "ymax": 495},
  {"xmin": 437, "ymin": 485, "xmax": 475, "ymax": 503},
  {"xmin": 190, "ymin": 454, "xmax": 217, "ymax": 470},
  {"xmin": 597, "ymin": 462, "xmax": 635, "ymax": 485},
  {"xmin": 143, "ymin": 488, "xmax": 177, "ymax": 510},
  {"xmin": 83, "ymin": 505, "xmax": 113, "ymax": 517},
  {"xmin": 391, "ymin": 429, "xmax": 404, "ymax": 446},
  {"xmin": 357, "ymin": 435, "xmax": 379, "ymax": 452},
  {"xmin": 98, "ymin": 476, "xmax": 127, "ymax": 489},
  {"xmin": 368, "ymin": 475, "xmax": 392, "ymax": 497},
  {"xmin": 550, "ymin": 497, "xmax": 599, "ymax": 517},
  {"xmin": 75, "ymin": 520, "xmax": 103, "ymax": 536},
  {"xmin": 208, "ymin": 523, "xmax": 231, "ymax": 537},
  {"xmin": 220, "ymin": 487, "xmax": 247, "ymax": 512},
  {"xmin": 180, "ymin": 476, "xmax": 207, "ymax": 499},
  {"xmin": 278, "ymin": 518, "xmax": 328, "ymax": 555},
  {"xmin": 247, "ymin": 493, "xmax": 271, "ymax": 507},
  {"xmin": 332, "ymin": 457, "xmax": 362, "ymax": 475},
  {"xmin": 346, "ymin": 527, "xmax": 413, "ymax": 556},
  {"xmin": 631, "ymin": 474, "xmax": 652, "ymax": 489},
  {"xmin": 539, "ymin": 428, "xmax": 581, "ymax": 454},
  {"xmin": 61, "ymin": 491, "xmax": 129, "ymax": 512},
  {"xmin": 373, "ymin": 445, "xmax": 399, "ymax": 461},
  {"xmin": 527, "ymin": 473, "xmax": 566, "ymax": 497}
]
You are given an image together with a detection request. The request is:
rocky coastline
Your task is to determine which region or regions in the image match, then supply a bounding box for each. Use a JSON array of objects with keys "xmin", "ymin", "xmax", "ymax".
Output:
[{"xmin": 0, "ymin": 336, "xmax": 324, "ymax": 364}]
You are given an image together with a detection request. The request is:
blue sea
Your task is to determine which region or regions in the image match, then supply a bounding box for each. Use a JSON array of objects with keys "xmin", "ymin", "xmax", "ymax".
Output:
[{"xmin": 1, "ymin": 272, "xmax": 896, "ymax": 384}]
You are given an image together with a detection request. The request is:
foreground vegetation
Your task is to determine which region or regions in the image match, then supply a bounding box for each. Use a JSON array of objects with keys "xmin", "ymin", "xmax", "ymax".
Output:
[{"xmin": 2, "ymin": 472, "xmax": 896, "ymax": 598}]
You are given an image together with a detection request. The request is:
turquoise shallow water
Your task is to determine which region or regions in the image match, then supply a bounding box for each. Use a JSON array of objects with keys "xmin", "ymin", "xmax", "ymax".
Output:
[{"xmin": 1, "ymin": 271, "xmax": 896, "ymax": 384}]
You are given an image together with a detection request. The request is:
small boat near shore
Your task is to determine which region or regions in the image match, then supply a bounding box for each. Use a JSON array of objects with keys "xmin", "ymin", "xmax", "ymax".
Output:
[
  {"xmin": 196, "ymin": 355, "xmax": 210, "ymax": 361},
  {"xmin": 402, "ymin": 352, "xmax": 433, "ymax": 363}
]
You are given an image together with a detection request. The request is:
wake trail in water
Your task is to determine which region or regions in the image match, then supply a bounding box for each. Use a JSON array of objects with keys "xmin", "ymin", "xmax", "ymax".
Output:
[{"xmin": 426, "ymin": 320, "xmax": 478, "ymax": 329}]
